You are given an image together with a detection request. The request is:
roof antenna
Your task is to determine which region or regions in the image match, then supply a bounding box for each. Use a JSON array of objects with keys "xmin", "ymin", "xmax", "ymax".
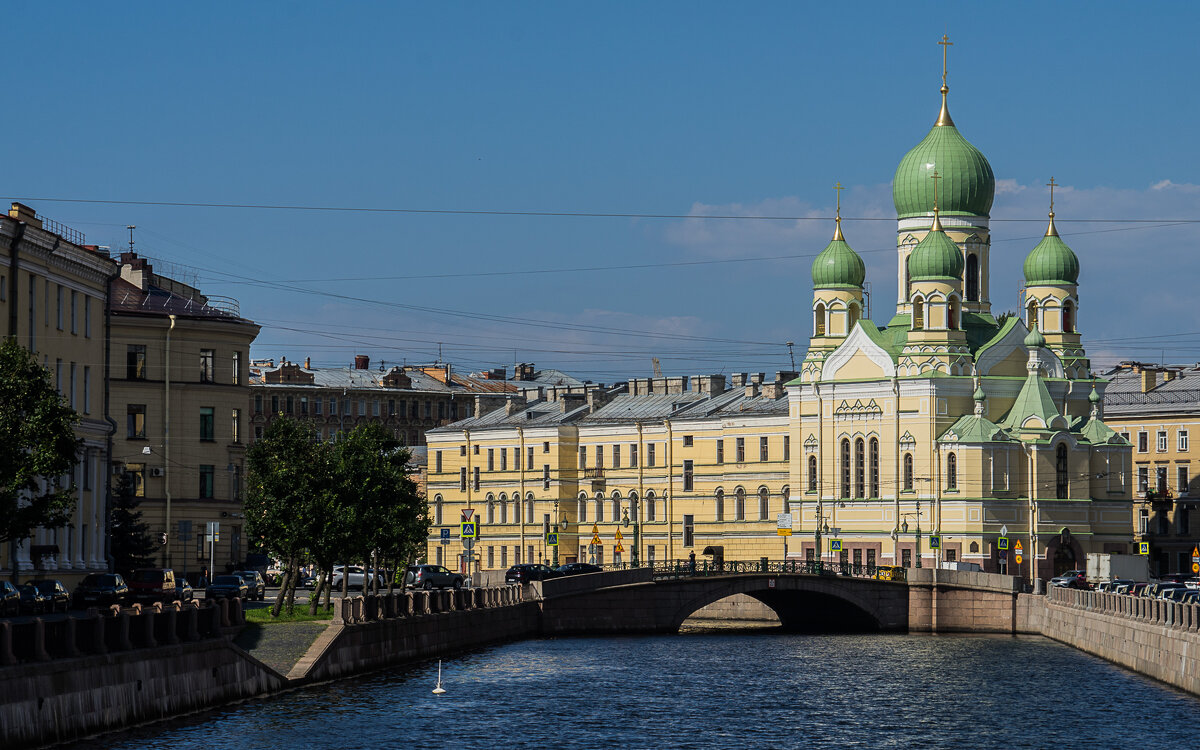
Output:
[{"xmin": 126, "ymin": 224, "xmax": 136, "ymax": 253}]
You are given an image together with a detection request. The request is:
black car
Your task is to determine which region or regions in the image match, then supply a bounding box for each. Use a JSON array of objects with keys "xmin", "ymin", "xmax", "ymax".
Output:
[
  {"xmin": 26, "ymin": 579, "xmax": 70, "ymax": 613},
  {"xmin": 557, "ymin": 562, "xmax": 602, "ymax": 576},
  {"xmin": 205, "ymin": 575, "xmax": 248, "ymax": 600},
  {"xmin": 403, "ymin": 565, "xmax": 465, "ymax": 590},
  {"xmin": 504, "ymin": 564, "xmax": 563, "ymax": 584},
  {"xmin": 0, "ymin": 581, "xmax": 20, "ymax": 616},
  {"xmin": 18, "ymin": 583, "xmax": 50, "ymax": 615},
  {"xmin": 72, "ymin": 573, "xmax": 130, "ymax": 608},
  {"xmin": 232, "ymin": 570, "xmax": 266, "ymax": 600},
  {"xmin": 175, "ymin": 578, "xmax": 194, "ymax": 602}
]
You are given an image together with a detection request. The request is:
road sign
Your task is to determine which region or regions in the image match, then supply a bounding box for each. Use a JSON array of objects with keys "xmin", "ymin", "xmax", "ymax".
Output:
[
  {"xmin": 460, "ymin": 521, "xmax": 477, "ymax": 538},
  {"xmin": 999, "ymin": 551, "xmax": 1007, "ymax": 561},
  {"xmin": 440, "ymin": 528, "xmax": 450, "ymax": 545},
  {"xmin": 1000, "ymin": 525, "xmax": 1009, "ymax": 537},
  {"xmin": 614, "ymin": 529, "xmax": 624, "ymax": 541},
  {"xmin": 830, "ymin": 539, "xmax": 843, "ymax": 552},
  {"xmin": 590, "ymin": 533, "xmax": 602, "ymax": 545},
  {"xmin": 777, "ymin": 528, "xmax": 792, "ymax": 537},
  {"xmin": 461, "ymin": 508, "xmax": 475, "ymax": 522},
  {"xmin": 615, "ymin": 544, "xmax": 624, "ymax": 554},
  {"xmin": 1194, "ymin": 563, "xmax": 1199, "ymax": 574},
  {"xmin": 998, "ymin": 536, "xmax": 1009, "ymax": 550},
  {"xmin": 207, "ymin": 520, "xmax": 220, "ymax": 543},
  {"xmin": 1014, "ymin": 539, "xmax": 1024, "ymax": 553},
  {"xmin": 1139, "ymin": 541, "xmax": 1150, "ymax": 555},
  {"xmin": 1015, "ymin": 554, "xmax": 1023, "ymax": 564},
  {"xmin": 547, "ymin": 532, "xmax": 559, "ymax": 547},
  {"xmin": 777, "ymin": 512, "xmax": 793, "ymax": 529},
  {"xmin": 928, "ymin": 535, "xmax": 941, "ymax": 550},
  {"xmin": 591, "ymin": 524, "xmax": 600, "ymax": 535},
  {"xmin": 463, "ymin": 536, "xmax": 475, "ymax": 551}
]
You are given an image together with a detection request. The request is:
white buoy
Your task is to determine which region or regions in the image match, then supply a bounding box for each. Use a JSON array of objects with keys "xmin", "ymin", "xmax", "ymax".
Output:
[{"xmin": 432, "ymin": 660, "xmax": 446, "ymax": 694}]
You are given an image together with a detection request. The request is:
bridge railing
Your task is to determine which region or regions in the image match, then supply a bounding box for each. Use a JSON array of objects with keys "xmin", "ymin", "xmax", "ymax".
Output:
[
  {"xmin": 598, "ymin": 559, "xmax": 906, "ymax": 582},
  {"xmin": 1048, "ymin": 584, "xmax": 1200, "ymax": 632}
]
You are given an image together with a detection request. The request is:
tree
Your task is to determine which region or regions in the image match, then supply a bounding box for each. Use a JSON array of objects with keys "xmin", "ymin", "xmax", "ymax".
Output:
[
  {"xmin": 109, "ymin": 471, "xmax": 158, "ymax": 575},
  {"xmin": 996, "ymin": 310, "xmax": 1016, "ymax": 327},
  {"xmin": 0, "ymin": 337, "xmax": 80, "ymax": 580}
]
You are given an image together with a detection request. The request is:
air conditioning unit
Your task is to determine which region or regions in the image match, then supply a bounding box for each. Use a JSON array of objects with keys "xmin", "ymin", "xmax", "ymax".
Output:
[{"xmin": 149, "ymin": 467, "xmax": 165, "ymax": 478}]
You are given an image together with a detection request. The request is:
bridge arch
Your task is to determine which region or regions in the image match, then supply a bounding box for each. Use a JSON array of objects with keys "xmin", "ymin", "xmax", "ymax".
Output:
[{"xmin": 670, "ymin": 576, "xmax": 886, "ymax": 633}]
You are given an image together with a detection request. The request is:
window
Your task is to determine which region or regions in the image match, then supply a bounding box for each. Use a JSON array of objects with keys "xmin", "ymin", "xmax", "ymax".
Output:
[
  {"xmin": 359, "ymin": 399, "xmax": 367, "ymax": 417},
  {"xmin": 715, "ymin": 489, "xmax": 724, "ymax": 521},
  {"xmin": 902, "ymin": 548, "xmax": 912, "ymax": 568},
  {"xmin": 286, "ymin": 396, "xmax": 294, "ymax": 415},
  {"xmin": 683, "ymin": 460, "xmax": 694, "ymax": 492},
  {"xmin": 912, "ymin": 298, "xmax": 924, "ymax": 330},
  {"xmin": 716, "ymin": 439, "xmax": 724, "ymax": 464},
  {"xmin": 596, "ymin": 446, "xmax": 604, "ymax": 469},
  {"xmin": 840, "ymin": 439, "xmax": 851, "ymax": 498},
  {"xmin": 300, "ymin": 397, "xmax": 308, "ymax": 416},
  {"xmin": 683, "ymin": 435, "xmax": 694, "ymax": 447},
  {"xmin": 82, "ymin": 366, "xmax": 90, "ymax": 414},
  {"xmin": 126, "ymin": 464, "xmax": 145, "ymax": 497},
  {"xmin": 948, "ymin": 298, "xmax": 959, "ymax": 330},
  {"xmin": 199, "ymin": 465, "xmax": 214, "ymax": 499},
  {"xmin": 595, "ymin": 494, "xmax": 604, "ymax": 522},
  {"xmin": 1055, "ymin": 444, "xmax": 1068, "ymax": 499},
  {"xmin": 127, "ymin": 345, "xmax": 146, "ymax": 380},
  {"xmin": 501, "ymin": 449, "xmax": 508, "ymax": 471},
  {"xmin": 965, "ymin": 254, "xmax": 979, "ymax": 302},
  {"xmin": 1138, "ymin": 431, "xmax": 1148, "ymax": 453},
  {"xmin": 27, "ymin": 276, "xmax": 34, "ymax": 350},
  {"xmin": 869, "ymin": 438, "xmax": 880, "ymax": 498},
  {"xmin": 815, "ymin": 302, "xmax": 826, "ymax": 336},
  {"xmin": 1026, "ymin": 300, "xmax": 1038, "ymax": 330},
  {"xmin": 579, "ymin": 446, "xmax": 587, "ymax": 469},
  {"xmin": 542, "ymin": 465, "xmax": 550, "ymax": 490},
  {"xmin": 648, "ymin": 443, "xmax": 656, "ymax": 467},
  {"xmin": 200, "ymin": 407, "xmax": 215, "ymax": 441},
  {"xmin": 473, "ymin": 467, "xmax": 480, "ymax": 491},
  {"xmin": 329, "ymin": 398, "xmax": 338, "ymax": 415},
  {"xmin": 612, "ymin": 445, "xmax": 621, "ymax": 469},
  {"xmin": 736, "ymin": 437, "xmax": 745, "ymax": 463},
  {"xmin": 1180, "ymin": 506, "xmax": 1191, "ymax": 535},
  {"xmin": 1137, "ymin": 467, "xmax": 1148, "ymax": 494},
  {"xmin": 231, "ymin": 409, "xmax": 241, "ymax": 443},
  {"xmin": 424, "ymin": 401, "xmax": 431, "ymax": 419},
  {"xmin": 1157, "ymin": 466, "xmax": 1168, "ymax": 495},
  {"xmin": 1178, "ymin": 465, "xmax": 1189, "ymax": 496},
  {"xmin": 527, "ymin": 446, "xmax": 534, "ymax": 468},
  {"xmin": 735, "ymin": 488, "xmax": 745, "ymax": 521},
  {"xmin": 200, "ymin": 349, "xmax": 214, "ymax": 383},
  {"xmin": 630, "ymin": 444, "xmax": 638, "ymax": 467},
  {"xmin": 56, "ymin": 285, "xmax": 63, "ymax": 329},
  {"xmin": 271, "ymin": 395, "xmax": 280, "ymax": 414},
  {"xmin": 543, "ymin": 441, "xmax": 550, "ymax": 453},
  {"xmin": 127, "ymin": 405, "xmax": 147, "ymax": 439},
  {"xmin": 947, "ymin": 452, "xmax": 958, "ymax": 491},
  {"xmin": 254, "ymin": 395, "xmax": 263, "ymax": 414},
  {"xmin": 646, "ymin": 492, "xmax": 656, "ymax": 521},
  {"xmin": 683, "ymin": 515, "xmax": 694, "ymax": 547},
  {"xmin": 372, "ymin": 400, "xmax": 380, "ymax": 417},
  {"xmin": 1180, "ymin": 430, "xmax": 1189, "ymax": 453},
  {"xmin": 758, "ymin": 488, "xmax": 769, "ymax": 520},
  {"xmin": 460, "ymin": 468, "xmax": 467, "ymax": 492},
  {"xmin": 784, "ymin": 435, "xmax": 790, "ymax": 461},
  {"xmin": 69, "ymin": 363, "xmax": 76, "ymax": 409},
  {"xmin": 807, "ymin": 455, "xmax": 818, "ymax": 492},
  {"xmin": 760, "ymin": 436, "xmax": 769, "ymax": 462},
  {"xmin": 805, "ymin": 548, "xmax": 815, "ymax": 563},
  {"xmin": 487, "ymin": 449, "xmax": 495, "ymax": 472},
  {"xmin": 527, "ymin": 497, "xmax": 536, "ymax": 524},
  {"xmin": 434, "ymin": 495, "xmax": 443, "ymax": 525},
  {"xmin": 611, "ymin": 494, "xmax": 621, "ymax": 522},
  {"xmin": 1062, "ymin": 301, "xmax": 1074, "ymax": 333},
  {"xmin": 1158, "ymin": 430, "xmax": 1168, "ymax": 452},
  {"xmin": 577, "ymin": 495, "xmax": 587, "ymax": 523},
  {"xmin": 231, "ymin": 351, "xmax": 241, "ymax": 385},
  {"xmin": 435, "ymin": 451, "xmax": 443, "ymax": 473},
  {"xmin": 70, "ymin": 290, "xmax": 78, "ymax": 334},
  {"xmin": 84, "ymin": 296, "xmax": 91, "ymax": 338},
  {"xmin": 867, "ymin": 549, "xmax": 876, "ymax": 569},
  {"xmin": 854, "ymin": 438, "xmax": 865, "ymax": 498}
]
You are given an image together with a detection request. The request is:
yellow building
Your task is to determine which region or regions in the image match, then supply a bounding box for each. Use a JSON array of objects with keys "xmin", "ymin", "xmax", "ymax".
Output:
[
  {"xmin": 425, "ymin": 43, "xmax": 1134, "ymax": 581},
  {"xmin": 109, "ymin": 252, "xmax": 259, "ymax": 581},
  {"xmin": 1101, "ymin": 363, "xmax": 1200, "ymax": 576},
  {"xmin": 0, "ymin": 203, "xmax": 113, "ymax": 586}
]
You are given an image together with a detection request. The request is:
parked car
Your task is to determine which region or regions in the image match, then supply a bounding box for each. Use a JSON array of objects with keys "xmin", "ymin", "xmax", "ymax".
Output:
[
  {"xmin": 330, "ymin": 566, "xmax": 385, "ymax": 591},
  {"xmin": 205, "ymin": 575, "xmax": 248, "ymax": 600},
  {"xmin": 72, "ymin": 573, "xmax": 130, "ymax": 608},
  {"xmin": 1100, "ymin": 579, "xmax": 1135, "ymax": 595},
  {"xmin": 18, "ymin": 583, "xmax": 49, "ymax": 615},
  {"xmin": 1129, "ymin": 582, "xmax": 1151, "ymax": 597},
  {"xmin": 1154, "ymin": 583, "xmax": 1189, "ymax": 600},
  {"xmin": 1050, "ymin": 570, "xmax": 1087, "ymax": 588},
  {"xmin": 0, "ymin": 581, "xmax": 21, "ymax": 616},
  {"xmin": 1162, "ymin": 587, "xmax": 1193, "ymax": 602},
  {"xmin": 504, "ymin": 564, "xmax": 563, "ymax": 585},
  {"xmin": 26, "ymin": 579, "xmax": 70, "ymax": 613},
  {"xmin": 175, "ymin": 578, "xmax": 194, "ymax": 602},
  {"xmin": 557, "ymin": 562, "xmax": 602, "ymax": 576},
  {"xmin": 403, "ymin": 565, "xmax": 464, "ymax": 590},
  {"xmin": 233, "ymin": 570, "xmax": 266, "ymax": 600},
  {"xmin": 1181, "ymin": 590, "xmax": 1200, "ymax": 604},
  {"xmin": 128, "ymin": 569, "xmax": 179, "ymax": 604}
]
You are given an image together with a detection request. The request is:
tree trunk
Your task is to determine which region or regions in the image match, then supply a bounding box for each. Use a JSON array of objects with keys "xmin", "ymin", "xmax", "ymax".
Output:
[
  {"xmin": 271, "ymin": 565, "xmax": 292, "ymax": 618},
  {"xmin": 308, "ymin": 570, "xmax": 326, "ymax": 615},
  {"xmin": 371, "ymin": 550, "xmax": 379, "ymax": 595},
  {"xmin": 341, "ymin": 561, "xmax": 349, "ymax": 599},
  {"xmin": 386, "ymin": 557, "xmax": 396, "ymax": 596},
  {"xmin": 284, "ymin": 558, "xmax": 300, "ymax": 614},
  {"xmin": 324, "ymin": 564, "xmax": 333, "ymax": 611}
]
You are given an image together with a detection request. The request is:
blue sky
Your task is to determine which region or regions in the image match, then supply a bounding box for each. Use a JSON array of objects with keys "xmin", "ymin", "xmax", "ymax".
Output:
[{"xmin": 7, "ymin": 3, "xmax": 1200, "ymax": 381}]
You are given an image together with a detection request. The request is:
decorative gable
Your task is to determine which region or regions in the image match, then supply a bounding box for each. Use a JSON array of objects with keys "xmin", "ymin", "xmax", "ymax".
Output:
[{"xmin": 822, "ymin": 324, "xmax": 897, "ymax": 381}]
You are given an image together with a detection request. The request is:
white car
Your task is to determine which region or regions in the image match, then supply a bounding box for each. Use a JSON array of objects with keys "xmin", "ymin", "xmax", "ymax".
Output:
[{"xmin": 330, "ymin": 565, "xmax": 385, "ymax": 590}]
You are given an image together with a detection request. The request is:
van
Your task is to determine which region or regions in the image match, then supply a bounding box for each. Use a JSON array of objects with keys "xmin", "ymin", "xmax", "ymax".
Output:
[{"xmin": 128, "ymin": 568, "xmax": 178, "ymax": 604}]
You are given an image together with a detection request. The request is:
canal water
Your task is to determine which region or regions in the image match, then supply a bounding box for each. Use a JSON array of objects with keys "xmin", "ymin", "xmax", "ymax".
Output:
[{"xmin": 81, "ymin": 632, "xmax": 1200, "ymax": 749}]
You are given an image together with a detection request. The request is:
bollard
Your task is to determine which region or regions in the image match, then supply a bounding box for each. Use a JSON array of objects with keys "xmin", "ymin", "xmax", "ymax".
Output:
[
  {"xmin": 338, "ymin": 597, "xmax": 353, "ymax": 625},
  {"xmin": 61, "ymin": 617, "xmax": 81, "ymax": 658},
  {"xmin": 417, "ymin": 591, "xmax": 431, "ymax": 615},
  {"xmin": 181, "ymin": 605, "xmax": 200, "ymax": 642},
  {"xmin": 160, "ymin": 607, "xmax": 179, "ymax": 644},
  {"xmin": 31, "ymin": 618, "xmax": 50, "ymax": 662},
  {"xmin": 141, "ymin": 609, "xmax": 157, "ymax": 648}
]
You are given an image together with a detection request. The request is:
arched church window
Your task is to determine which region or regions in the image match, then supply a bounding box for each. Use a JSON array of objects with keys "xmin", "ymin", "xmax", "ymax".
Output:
[
  {"xmin": 646, "ymin": 491, "xmax": 657, "ymax": 522},
  {"xmin": 869, "ymin": 438, "xmax": 880, "ymax": 498},
  {"xmin": 848, "ymin": 302, "xmax": 860, "ymax": 329},
  {"xmin": 913, "ymin": 298, "xmax": 924, "ymax": 331},
  {"xmin": 903, "ymin": 454, "xmax": 914, "ymax": 491},
  {"xmin": 840, "ymin": 439, "xmax": 851, "ymax": 499},
  {"xmin": 758, "ymin": 487, "xmax": 769, "ymax": 520},
  {"xmin": 948, "ymin": 298, "xmax": 960, "ymax": 330},
  {"xmin": 854, "ymin": 438, "xmax": 865, "ymax": 498},
  {"xmin": 1062, "ymin": 300, "xmax": 1075, "ymax": 333},
  {"xmin": 735, "ymin": 487, "xmax": 746, "ymax": 521},
  {"xmin": 1056, "ymin": 443, "xmax": 1069, "ymax": 499},
  {"xmin": 947, "ymin": 453, "xmax": 958, "ymax": 490},
  {"xmin": 577, "ymin": 493, "xmax": 587, "ymax": 523},
  {"xmin": 1027, "ymin": 300, "xmax": 1038, "ymax": 330},
  {"xmin": 715, "ymin": 489, "xmax": 724, "ymax": 522},
  {"xmin": 815, "ymin": 303, "xmax": 826, "ymax": 337},
  {"xmin": 808, "ymin": 455, "xmax": 818, "ymax": 492},
  {"xmin": 965, "ymin": 254, "xmax": 980, "ymax": 302}
]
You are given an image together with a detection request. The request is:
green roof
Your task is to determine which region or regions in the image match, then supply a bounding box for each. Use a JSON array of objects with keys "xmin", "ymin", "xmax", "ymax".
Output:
[
  {"xmin": 1001, "ymin": 367, "xmax": 1064, "ymax": 431},
  {"xmin": 1023, "ymin": 219, "xmax": 1080, "ymax": 285},
  {"xmin": 941, "ymin": 413, "xmax": 1010, "ymax": 444},
  {"xmin": 893, "ymin": 97, "xmax": 995, "ymax": 219},
  {"xmin": 1079, "ymin": 415, "xmax": 1122, "ymax": 445},
  {"xmin": 811, "ymin": 232, "xmax": 866, "ymax": 289},
  {"xmin": 909, "ymin": 225, "xmax": 964, "ymax": 281}
]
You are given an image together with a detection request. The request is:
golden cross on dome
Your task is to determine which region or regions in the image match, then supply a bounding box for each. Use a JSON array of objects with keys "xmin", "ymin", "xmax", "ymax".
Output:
[
  {"xmin": 833, "ymin": 182, "xmax": 844, "ymax": 220},
  {"xmin": 1047, "ymin": 176, "xmax": 1057, "ymax": 214},
  {"xmin": 939, "ymin": 34, "xmax": 953, "ymax": 89},
  {"xmin": 930, "ymin": 169, "xmax": 942, "ymax": 212}
]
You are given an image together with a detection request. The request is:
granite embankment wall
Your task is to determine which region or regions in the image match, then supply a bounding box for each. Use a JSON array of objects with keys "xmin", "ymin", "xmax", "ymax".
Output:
[
  {"xmin": 906, "ymin": 568, "xmax": 1025, "ymax": 633},
  {"xmin": 688, "ymin": 593, "xmax": 779, "ymax": 623}
]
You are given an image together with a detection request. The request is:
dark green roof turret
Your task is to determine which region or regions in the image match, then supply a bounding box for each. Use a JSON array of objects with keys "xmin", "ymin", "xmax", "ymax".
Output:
[
  {"xmin": 908, "ymin": 212, "xmax": 964, "ymax": 281},
  {"xmin": 811, "ymin": 217, "xmax": 866, "ymax": 289},
  {"xmin": 1024, "ymin": 212, "xmax": 1079, "ymax": 285}
]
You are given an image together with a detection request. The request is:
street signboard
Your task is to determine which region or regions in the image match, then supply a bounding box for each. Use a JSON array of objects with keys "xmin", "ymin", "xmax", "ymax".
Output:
[
  {"xmin": 1139, "ymin": 541, "xmax": 1150, "ymax": 555},
  {"xmin": 460, "ymin": 521, "xmax": 477, "ymax": 538},
  {"xmin": 777, "ymin": 512, "xmax": 793, "ymax": 529},
  {"xmin": 1014, "ymin": 540, "xmax": 1023, "ymax": 553},
  {"xmin": 207, "ymin": 521, "xmax": 220, "ymax": 543},
  {"xmin": 928, "ymin": 535, "xmax": 941, "ymax": 550},
  {"xmin": 777, "ymin": 527, "xmax": 792, "ymax": 537},
  {"xmin": 998, "ymin": 536, "xmax": 1009, "ymax": 550},
  {"xmin": 615, "ymin": 543, "xmax": 624, "ymax": 554},
  {"xmin": 999, "ymin": 551, "xmax": 1007, "ymax": 561},
  {"xmin": 614, "ymin": 529, "xmax": 624, "ymax": 541},
  {"xmin": 463, "ymin": 537, "xmax": 475, "ymax": 551},
  {"xmin": 440, "ymin": 528, "xmax": 450, "ymax": 545},
  {"xmin": 461, "ymin": 508, "xmax": 475, "ymax": 522},
  {"xmin": 1192, "ymin": 547, "xmax": 1199, "ymax": 573},
  {"xmin": 590, "ymin": 533, "xmax": 602, "ymax": 545},
  {"xmin": 1015, "ymin": 554, "xmax": 1023, "ymax": 564},
  {"xmin": 830, "ymin": 539, "xmax": 843, "ymax": 552},
  {"xmin": 591, "ymin": 524, "xmax": 600, "ymax": 535},
  {"xmin": 1000, "ymin": 525, "xmax": 1009, "ymax": 537},
  {"xmin": 1014, "ymin": 539, "xmax": 1023, "ymax": 565},
  {"xmin": 547, "ymin": 532, "xmax": 559, "ymax": 547}
]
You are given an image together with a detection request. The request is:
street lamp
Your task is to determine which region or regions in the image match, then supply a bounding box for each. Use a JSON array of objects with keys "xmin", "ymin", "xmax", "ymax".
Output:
[
  {"xmin": 621, "ymin": 506, "xmax": 640, "ymax": 568},
  {"xmin": 901, "ymin": 500, "xmax": 923, "ymax": 568},
  {"xmin": 552, "ymin": 500, "xmax": 560, "ymax": 568}
]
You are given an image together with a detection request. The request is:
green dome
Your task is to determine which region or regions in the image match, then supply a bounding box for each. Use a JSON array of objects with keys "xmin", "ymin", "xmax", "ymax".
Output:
[
  {"xmin": 908, "ymin": 221, "xmax": 964, "ymax": 281},
  {"xmin": 811, "ymin": 223, "xmax": 866, "ymax": 289},
  {"xmin": 893, "ymin": 94, "xmax": 995, "ymax": 219},
  {"xmin": 1088, "ymin": 386, "xmax": 1101, "ymax": 404},
  {"xmin": 1023, "ymin": 217, "xmax": 1079, "ymax": 285},
  {"xmin": 1024, "ymin": 327, "xmax": 1046, "ymax": 348}
]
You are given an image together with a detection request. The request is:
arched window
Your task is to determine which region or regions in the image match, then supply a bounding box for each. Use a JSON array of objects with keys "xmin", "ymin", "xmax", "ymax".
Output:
[
  {"xmin": 1056, "ymin": 443, "xmax": 1069, "ymax": 499},
  {"xmin": 840, "ymin": 439, "xmax": 851, "ymax": 498},
  {"xmin": 758, "ymin": 487, "xmax": 769, "ymax": 520},
  {"xmin": 912, "ymin": 298, "xmax": 924, "ymax": 330},
  {"xmin": 854, "ymin": 438, "xmax": 865, "ymax": 498},
  {"xmin": 612, "ymin": 491, "xmax": 622, "ymax": 523},
  {"xmin": 948, "ymin": 298, "xmax": 959, "ymax": 330},
  {"xmin": 780, "ymin": 486, "xmax": 789, "ymax": 515},
  {"xmin": 526, "ymin": 493, "xmax": 535, "ymax": 523},
  {"xmin": 969, "ymin": 541, "xmax": 979, "ymax": 553},
  {"xmin": 486, "ymin": 494, "xmax": 495, "ymax": 524},
  {"xmin": 595, "ymin": 492, "xmax": 604, "ymax": 522},
  {"xmin": 646, "ymin": 491, "xmax": 657, "ymax": 522},
  {"xmin": 903, "ymin": 453, "xmax": 914, "ymax": 491},
  {"xmin": 1062, "ymin": 300, "xmax": 1075, "ymax": 333},
  {"xmin": 905, "ymin": 265, "xmax": 912, "ymax": 299},
  {"xmin": 434, "ymin": 494, "xmax": 443, "ymax": 525},
  {"xmin": 1027, "ymin": 300, "xmax": 1038, "ymax": 330},
  {"xmin": 577, "ymin": 492, "xmax": 587, "ymax": 523},
  {"xmin": 628, "ymin": 492, "xmax": 639, "ymax": 526},
  {"xmin": 715, "ymin": 489, "xmax": 724, "ymax": 522},
  {"xmin": 848, "ymin": 302, "xmax": 860, "ymax": 329},
  {"xmin": 965, "ymin": 254, "xmax": 979, "ymax": 302},
  {"xmin": 807, "ymin": 455, "xmax": 818, "ymax": 492},
  {"xmin": 814, "ymin": 302, "xmax": 826, "ymax": 336},
  {"xmin": 869, "ymin": 438, "xmax": 880, "ymax": 498},
  {"xmin": 947, "ymin": 453, "xmax": 958, "ymax": 490},
  {"xmin": 735, "ymin": 487, "xmax": 746, "ymax": 521}
]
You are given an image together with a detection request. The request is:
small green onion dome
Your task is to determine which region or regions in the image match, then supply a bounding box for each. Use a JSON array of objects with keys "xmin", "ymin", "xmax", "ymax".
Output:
[
  {"xmin": 1024, "ymin": 327, "xmax": 1046, "ymax": 348},
  {"xmin": 973, "ymin": 385, "xmax": 987, "ymax": 402},
  {"xmin": 893, "ymin": 89, "xmax": 995, "ymax": 219},
  {"xmin": 1088, "ymin": 385, "xmax": 1101, "ymax": 403},
  {"xmin": 907, "ymin": 217, "xmax": 964, "ymax": 281},
  {"xmin": 811, "ymin": 221, "xmax": 866, "ymax": 289},
  {"xmin": 1023, "ymin": 214, "xmax": 1079, "ymax": 285}
]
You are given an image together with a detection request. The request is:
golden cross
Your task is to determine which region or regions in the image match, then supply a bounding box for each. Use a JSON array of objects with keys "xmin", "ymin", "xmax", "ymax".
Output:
[
  {"xmin": 1046, "ymin": 176, "xmax": 1057, "ymax": 213},
  {"xmin": 833, "ymin": 182, "xmax": 844, "ymax": 219},
  {"xmin": 939, "ymin": 34, "xmax": 953, "ymax": 88},
  {"xmin": 930, "ymin": 169, "xmax": 941, "ymax": 212}
]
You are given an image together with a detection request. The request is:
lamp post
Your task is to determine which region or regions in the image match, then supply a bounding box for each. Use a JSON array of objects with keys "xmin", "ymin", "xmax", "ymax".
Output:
[
  {"xmin": 622, "ymin": 506, "xmax": 640, "ymax": 568},
  {"xmin": 901, "ymin": 500, "xmax": 923, "ymax": 568},
  {"xmin": 552, "ymin": 501, "xmax": 560, "ymax": 567}
]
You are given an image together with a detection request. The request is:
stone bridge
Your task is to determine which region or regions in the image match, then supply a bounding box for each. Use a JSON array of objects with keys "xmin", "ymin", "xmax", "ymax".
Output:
[{"xmin": 535, "ymin": 565, "xmax": 1026, "ymax": 635}]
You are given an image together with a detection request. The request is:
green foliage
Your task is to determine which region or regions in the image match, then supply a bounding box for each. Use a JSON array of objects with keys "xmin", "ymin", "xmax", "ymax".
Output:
[
  {"xmin": 109, "ymin": 472, "xmax": 158, "ymax": 575},
  {"xmin": 996, "ymin": 310, "xmax": 1016, "ymax": 327},
  {"xmin": 0, "ymin": 338, "xmax": 81, "ymax": 547}
]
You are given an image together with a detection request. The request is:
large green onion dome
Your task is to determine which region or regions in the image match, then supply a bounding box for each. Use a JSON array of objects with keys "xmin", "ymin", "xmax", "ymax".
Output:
[
  {"xmin": 1023, "ymin": 213, "xmax": 1079, "ymax": 285},
  {"xmin": 893, "ymin": 87, "xmax": 995, "ymax": 219},
  {"xmin": 811, "ymin": 219, "xmax": 866, "ymax": 289},
  {"xmin": 908, "ymin": 214, "xmax": 964, "ymax": 281}
]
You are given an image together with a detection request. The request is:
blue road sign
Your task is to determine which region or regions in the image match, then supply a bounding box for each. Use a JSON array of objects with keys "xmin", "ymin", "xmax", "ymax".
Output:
[
  {"xmin": 440, "ymin": 528, "xmax": 450, "ymax": 545},
  {"xmin": 830, "ymin": 539, "xmax": 843, "ymax": 552},
  {"xmin": 928, "ymin": 535, "xmax": 941, "ymax": 550},
  {"xmin": 547, "ymin": 532, "xmax": 559, "ymax": 546},
  {"xmin": 460, "ymin": 521, "xmax": 477, "ymax": 538},
  {"xmin": 998, "ymin": 536, "xmax": 1009, "ymax": 550}
]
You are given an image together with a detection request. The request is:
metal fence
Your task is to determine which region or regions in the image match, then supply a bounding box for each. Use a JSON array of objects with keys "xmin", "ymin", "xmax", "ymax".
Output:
[{"xmin": 597, "ymin": 559, "xmax": 906, "ymax": 582}]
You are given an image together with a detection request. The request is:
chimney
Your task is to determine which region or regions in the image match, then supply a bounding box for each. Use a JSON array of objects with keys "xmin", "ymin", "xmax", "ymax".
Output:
[
  {"xmin": 1141, "ymin": 369, "xmax": 1157, "ymax": 393},
  {"xmin": 354, "ymin": 355, "xmax": 370, "ymax": 370},
  {"xmin": 559, "ymin": 392, "xmax": 587, "ymax": 412},
  {"xmin": 8, "ymin": 202, "xmax": 42, "ymax": 228},
  {"xmin": 504, "ymin": 396, "xmax": 527, "ymax": 416},
  {"xmin": 665, "ymin": 376, "xmax": 687, "ymax": 394},
  {"xmin": 587, "ymin": 386, "xmax": 622, "ymax": 413},
  {"xmin": 474, "ymin": 394, "xmax": 508, "ymax": 417},
  {"xmin": 731, "ymin": 373, "xmax": 748, "ymax": 388},
  {"xmin": 763, "ymin": 382, "xmax": 783, "ymax": 399},
  {"xmin": 1165, "ymin": 370, "xmax": 1178, "ymax": 383},
  {"xmin": 750, "ymin": 372, "xmax": 766, "ymax": 385},
  {"xmin": 745, "ymin": 383, "xmax": 760, "ymax": 398},
  {"xmin": 304, "ymin": 357, "xmax": 311, "ymax": 370},
  {"xmin": 692, "ymin": 374, "xmax": 727, "ymax": 395}
]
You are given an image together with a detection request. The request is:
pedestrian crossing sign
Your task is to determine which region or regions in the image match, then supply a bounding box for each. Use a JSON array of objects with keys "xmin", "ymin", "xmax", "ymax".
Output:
[
  {"xmin": 830, "ymin": 539, "xmax": 843, "ymax": 552},
  {"xmin": 998, "ymin": 536, "xmax": 1009, "ymax": 550},
  {"xmin": 1139, "ymin": 541, "xmax": 1150, "ymax": 555},
  {"xmin": 547, "ymin": 532, "xmax": 559, "ymax": 547},
  {"xmin": 928, "ymin": 535, "xmax": 941, "ymax": 550},
  {"xmin": 460, "ymin": 521, "xmax": 477, "ymax": 538}
]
